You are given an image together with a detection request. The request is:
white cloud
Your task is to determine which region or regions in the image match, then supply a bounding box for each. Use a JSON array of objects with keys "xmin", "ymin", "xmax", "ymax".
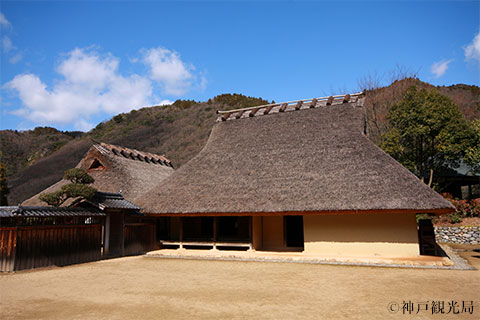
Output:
[
  {"xmin": 155, "ymin": 99, "xmax": 173, "ymax": 106},
  {"xmin": 0, "ymin": 13, "xmax": 22, "ymax": 64},
  {"xmin": 6, "ymin": 48, "xmax": 153, "ymax": 130},
  {"xmin": 2, "ymin": 36, "xmax": 13, "ymax": 52},
  {"xmin": 140, "ymin": 47, "xmax": 197, "ymax": 95},
  {"xmin": 430, "ymin": 59, "xmax": 453, "ymax": 78},
  {"xmin": 0, "ymin": 13, "xmax": 11, "ymax": 28},
  {"xmin": 9, "ymin": 52, "xmax": 23, "ymax": 64},
  {"xmin": 465, "ymin": 31, "xmax": 480, "ymax": 63},
  {"xmin": 5, "ymin": 47, "xmax": 204, "ymax": 131},
  {"xmin": 74, "ymin": 119, "xmax": 95, "ymax": 132}
]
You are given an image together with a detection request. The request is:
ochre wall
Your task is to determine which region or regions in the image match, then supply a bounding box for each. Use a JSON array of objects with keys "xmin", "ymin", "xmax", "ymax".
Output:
[
  {"xmin": 303, "ymin": 213, "xmax": 419, "ymax": 257},
  {"xmin": 261, "ymin": 216, "xmax": 285, "ymax": 250}
]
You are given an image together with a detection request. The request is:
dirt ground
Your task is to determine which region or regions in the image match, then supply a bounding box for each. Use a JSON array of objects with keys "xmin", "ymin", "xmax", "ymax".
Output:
[{"xmin": 1, "ymin": 245, "xmax": 479, "ymax": 320}]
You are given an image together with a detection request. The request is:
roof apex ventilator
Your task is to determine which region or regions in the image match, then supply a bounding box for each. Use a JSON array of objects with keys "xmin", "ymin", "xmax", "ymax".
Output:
[{"xmin": 216, "ymin": 93, "xmax": 363, "ymax": 121}]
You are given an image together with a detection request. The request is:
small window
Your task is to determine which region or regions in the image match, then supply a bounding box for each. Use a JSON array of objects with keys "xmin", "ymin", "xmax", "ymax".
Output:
[{"xmin": 89, "ymin": 159, "xmax": 105, "ymax": 170}]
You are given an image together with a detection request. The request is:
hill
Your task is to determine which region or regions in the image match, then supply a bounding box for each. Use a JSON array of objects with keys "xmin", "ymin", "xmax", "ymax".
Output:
[
  {"xmin": 2, "ymin": 94, "xmax": 270, "ymax": 205},
  {"xmin": 1, "ymin": 82, "xmax": 479, "ymax": 205}
]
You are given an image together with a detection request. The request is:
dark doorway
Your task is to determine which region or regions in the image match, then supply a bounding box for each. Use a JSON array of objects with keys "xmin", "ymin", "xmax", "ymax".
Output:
[
  {"xmin": 156, "ymin": 217, "xmax": 170, "ymax": 241},
  {"xmin": 217, "ymin": 217, "xmax": 250, "ymax": 242},
  {"xmin": 183, "ymin": 217, "xmax": 214, "ymax": 241},
  {"xmin": 284, "ymin": 216, "xmax": 304, "ymax": 248},
  {"xmin": 418, "ymin": 219, "xmax": 439, "ymax": 256}
]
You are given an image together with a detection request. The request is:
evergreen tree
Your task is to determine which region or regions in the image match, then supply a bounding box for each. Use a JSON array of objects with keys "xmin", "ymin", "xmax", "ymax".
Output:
[
  {"xmin": 381, "ymin": 86, "xmax": 477, "ymax": 187},
  {"xmin": 40, "ymin": 168, "xmax": 96, "ymax": 207}
]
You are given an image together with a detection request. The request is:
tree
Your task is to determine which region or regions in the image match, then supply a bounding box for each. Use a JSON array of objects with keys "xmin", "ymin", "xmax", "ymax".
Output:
[
  {"xmin": 40, "ymin": 168, "xmax": 97, "ymax": 207},
  {"xmin": 464, "ymin": 119, "xmax": 480, "ymax": 174},
  {"xmin": 0, "ymin": 152, "xmax": 9, "ymax": 206},
  {"xmin": 381, "ymin": 86, "xmax": 476, "ymax": 187}
]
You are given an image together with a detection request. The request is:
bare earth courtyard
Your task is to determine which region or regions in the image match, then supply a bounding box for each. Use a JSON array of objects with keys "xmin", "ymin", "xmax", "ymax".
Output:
[{"xmin": 1, "ymin": 245, "xmax": 479, "ymax": 320}]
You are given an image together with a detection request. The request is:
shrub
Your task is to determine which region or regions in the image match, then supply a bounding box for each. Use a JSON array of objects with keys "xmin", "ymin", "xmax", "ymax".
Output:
[
  {"xmin": 441, "ymin": 193, "xmax": 480, "ymax": 218},
  {"xmin": 449, "ymin": 214, "xmax": 463, "ymax": 224}
]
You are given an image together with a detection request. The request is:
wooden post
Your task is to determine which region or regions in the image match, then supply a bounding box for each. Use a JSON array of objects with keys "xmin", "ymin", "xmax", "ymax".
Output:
[
  {"xmin": 120, "ymin": 213, "xmax": 125, "ymax": 256},
  {"xmin": 213, "ymin": 217, "xmax": 218, "ymax": 250},
  {"xmin": 248, "ymin": 216, "xmax": 253, "ymax": 251},
  {"xmin": 104, "ymin": 215, "xmax": 110, "ymax": 256},
  {"xmin": 179, "ymin": 217, "xmax": 183, "ymax": 249}
]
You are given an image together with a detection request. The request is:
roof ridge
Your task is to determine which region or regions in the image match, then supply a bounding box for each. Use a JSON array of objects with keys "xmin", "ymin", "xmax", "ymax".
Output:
[
  {"xmin": 216, "ymin": 93, "xmax": 364, "ymax": 122},
  {"xmin": 98, "ymin": 142, "xmax": 174, "ymax": 167}
]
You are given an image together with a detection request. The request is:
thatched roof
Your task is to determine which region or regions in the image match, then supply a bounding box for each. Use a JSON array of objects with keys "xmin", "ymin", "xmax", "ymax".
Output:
[
  {"xmin": 22, "ymin": 142, "xmax": 174, "ymax": 206},
  {"xmin": 138, "ymin": 94, "xmax": 454, "ymax": 215}
]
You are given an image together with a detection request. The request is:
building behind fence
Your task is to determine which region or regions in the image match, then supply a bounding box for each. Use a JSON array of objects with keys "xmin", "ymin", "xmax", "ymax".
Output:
[{"xmin": 0, "ymin": 199, "xmax": 157, "ymax": 272}]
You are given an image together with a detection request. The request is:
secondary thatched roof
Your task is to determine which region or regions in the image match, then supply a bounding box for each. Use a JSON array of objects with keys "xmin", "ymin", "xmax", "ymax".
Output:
[
  {"xmin": 138, "ymin": 94, "xmax": 454, "ymax": 215},
  {"xmin": 23, "ymin": 142, "xmax": 174, "ymax": 206}
]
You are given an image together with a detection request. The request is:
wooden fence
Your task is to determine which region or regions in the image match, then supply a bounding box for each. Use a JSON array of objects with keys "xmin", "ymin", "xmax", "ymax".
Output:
[
  {"xmin": 124, "ymin": 223, "xmax": 156, "ymax": 256},
  {"xmin": 0, "ymin": 224, "xmax": 103, "ymax": 272}
]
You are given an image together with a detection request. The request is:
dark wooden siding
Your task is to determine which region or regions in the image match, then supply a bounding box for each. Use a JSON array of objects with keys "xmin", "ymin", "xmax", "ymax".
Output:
[
  {"xmin": 109, "ymin": 213, "xmax": 125, "ymax": 256},
  {"xmin": 124, "ymin": 223, "xmax": 156, "ymax": 256},
  {"xmin": 0, "ymin": 227, "xmax": 17, "ymax": 272},
  {"xmin": 0, "ymin": 224, "xmax": 102, "ymax": 272}
]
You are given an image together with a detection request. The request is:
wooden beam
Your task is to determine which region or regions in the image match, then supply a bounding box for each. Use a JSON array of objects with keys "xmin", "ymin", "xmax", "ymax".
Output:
[
  {"xmin": 295, "ymin": 101, "xmax": 303, "ymax": 110},
  {"xmin": 326, "ymin": 96, "xmax": 334, "ymax": 105},
  {"xmin": 279, "ymin": 103, "xmax": 288, "ymax": 112},
  {"xmin": 235, "ymin": 110, "xmax": 245, "ymax": 119},
  {"xmin": 179, "ymin": 217, "xmax": 183, "ymax": 249},
  {"xmin": 146, "ymin": 207, "xmax": 455, "ymax": 217},
  {"xmin": 249, "ymin": 108, "xmax": 260, "ymax": 117},
  {"xmin": 343, "ymin": 94, "xmax": 351, "ymax": 103},
  {"xmin": 221, "ymin": 112, "xmax": 232, "ymax": 121},
  {"xmin": 310, "ymin": 98, "xmax": 317, "ymax": 108},
  {"xmin": 263, "ymin": 105, "xmax": 274, "ymax": 115}
]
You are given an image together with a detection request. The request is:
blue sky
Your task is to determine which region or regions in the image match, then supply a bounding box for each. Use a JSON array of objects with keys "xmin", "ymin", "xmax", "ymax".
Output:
[{"xmin": 1, "ymin": 1, "xmax": 479, "ymax": 132}]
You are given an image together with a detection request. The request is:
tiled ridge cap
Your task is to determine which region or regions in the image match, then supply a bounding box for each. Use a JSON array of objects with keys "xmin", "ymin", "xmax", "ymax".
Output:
[
  {"xmin": 216, "ymin": 93, "xmax": 364, "ymax": 122},
  {"xmin": 95, "ymin": 142, "xmax": 173, "ymax": 167}
]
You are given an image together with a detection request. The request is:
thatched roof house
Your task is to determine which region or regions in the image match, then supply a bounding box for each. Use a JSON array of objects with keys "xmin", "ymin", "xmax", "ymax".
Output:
[
  {"xmin": 23, "ymin": 142, "xmax": 174, "ymax": 206},
  {"xmin": 138, "ymin": 95, "xmax": 452, "ymax": 215},
  {"xmin": 138, "ymin": 94, "xmax": 454, "ymax": 258}
]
